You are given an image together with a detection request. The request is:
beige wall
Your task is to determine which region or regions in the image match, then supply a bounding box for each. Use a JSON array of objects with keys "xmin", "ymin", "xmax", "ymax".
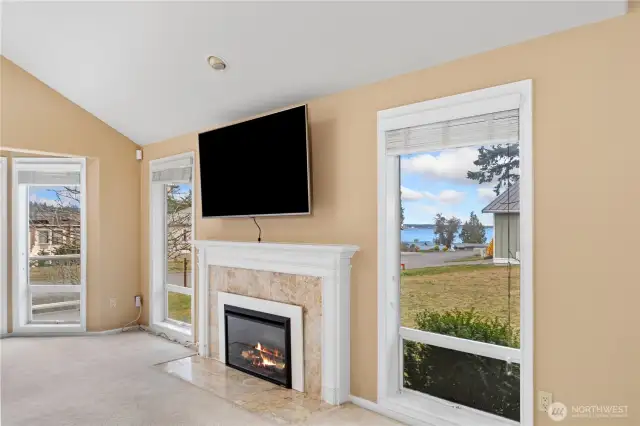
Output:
[
  {"xmin": 1, "ymin": 57, "xmax": 141, "ymax": 332},
  {"xmin": 141, "ymin": 9, "xmax": 640, "ymax": 422}
]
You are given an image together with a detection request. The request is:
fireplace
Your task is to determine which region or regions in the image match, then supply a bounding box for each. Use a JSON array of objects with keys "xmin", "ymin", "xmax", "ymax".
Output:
[{"xmin": 224, "ymin": 304, "xmax": 292, "ymax": 388}]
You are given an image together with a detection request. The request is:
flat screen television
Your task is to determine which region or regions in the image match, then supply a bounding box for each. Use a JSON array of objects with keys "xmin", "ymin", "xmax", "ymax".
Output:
[{"xmin": 198, "ymin": 105, "xmax": 311, "ymax": 218}]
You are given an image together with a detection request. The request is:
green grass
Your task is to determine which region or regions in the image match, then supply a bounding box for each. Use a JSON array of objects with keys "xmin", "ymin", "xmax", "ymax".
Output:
[
  {"xmin": 444, "ymin": 254, "xmax": 484, "ymax": 263},
  {"xmin": 401, "ymin": 264, "xmax": 520, "ymax": 331},
  {"xmin": 167, "ymin": 259, "xmax": 192, "ymax": 273},
  {"xmin": 168, "ymin": 292, "xmax": 192, "ymax": 324}
]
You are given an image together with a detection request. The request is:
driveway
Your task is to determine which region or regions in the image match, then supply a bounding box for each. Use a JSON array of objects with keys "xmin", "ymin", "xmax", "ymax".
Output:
[{"xmin": 401, "ymin": 251, "xmax": 481, "ymax": 269}]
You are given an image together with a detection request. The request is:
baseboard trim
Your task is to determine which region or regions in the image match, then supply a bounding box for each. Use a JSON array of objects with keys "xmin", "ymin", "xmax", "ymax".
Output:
[
  {"xmin": 349, "ymin": 395, "xmax": 417, "ymax": 425},
  {"xmin": 1, "ymin": 325, "xmax": 140, "ymax": 338}
]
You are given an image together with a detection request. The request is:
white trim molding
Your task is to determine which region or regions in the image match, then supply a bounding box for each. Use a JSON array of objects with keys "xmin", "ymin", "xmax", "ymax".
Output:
[
  {"xmin": 148, "ymin": 152, "xmax": 195, "ymax": 338},
  {"xmin": 193, "ymin": 239, "xmax": 359, "ymax": 405},
  {"xmin": 11, "ymin": 157, "xmax": 87, "ymax": 333},
  {"xmin": 217, "ymin": 292, "xmax": 304, "ymax": 392},
  {"xmin": 377, "ymin": 80, "xmax": 533, "ymax": 426},
  {"xmin": 0, "ymin": 157, "xmax": 8, "ymax": 335}
]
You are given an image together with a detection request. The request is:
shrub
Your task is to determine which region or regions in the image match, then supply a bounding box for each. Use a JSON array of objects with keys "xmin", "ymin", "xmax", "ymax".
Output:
[
  {"xmin": 403, "ymin": 309, "xmax": 520, "ymax": 421},
  {"xmin": 433, "ymin": 244, "xmax": 440, "ymax": 251},
  {"xmin": 442, "ymin": 246, "xmax": 449, "ymax": 252},
  {"xmin": 486, "ymin": 238, "xmax": 494, "ymax": 257}
]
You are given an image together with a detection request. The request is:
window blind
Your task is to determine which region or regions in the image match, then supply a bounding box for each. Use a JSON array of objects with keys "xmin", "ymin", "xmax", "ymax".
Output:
[
  {"xmin": 17, "ymin": 170, "xmax": 81, "ymax": 185},
  {"xmin": 151, "ymin": 155, "xmax": 193, "ymax": 184},
  {"xmin": 386, "ymin": 109, "xmax": 519, "ymax": 155}
]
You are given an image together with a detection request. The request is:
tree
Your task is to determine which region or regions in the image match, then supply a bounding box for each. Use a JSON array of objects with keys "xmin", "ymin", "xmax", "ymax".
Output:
[
  {"xmin": 433, "ymin": 214, "xmax": 461, "ymax": 248},
  {"xmin": 445, "ymin": 216, "xmax": 462, "ymax": 248},
  {"xmin": 400, "ymin": 202, "xmax": 405, "ymax": 229},
  {"xmin": 166, "ymin": 185, "xmax": 193, "ymax": 287},
  {"xmin": 433, "ymin": 213, "xmax": 447, "ymax": 246},
  {"xmin": 467, "ymin": 144, "xmax": 519, "ymax": 195},
  {"xmin": 459, "ymin": 211, "xmax": 487, "ymax": 244},
  {"xmin": 29, "ymin": 186, "xmax": 81, "ymax": 285}
]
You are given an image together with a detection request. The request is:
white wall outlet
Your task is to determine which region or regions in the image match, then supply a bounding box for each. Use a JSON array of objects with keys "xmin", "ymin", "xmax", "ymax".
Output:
[
  {"xmin": 539, "ymin": 391, "xmax": 553, "ymax": 412},
  {"xmin": 134, "ymin": 295, "xmax": 142, "ymax": 307},
  {"xmin": 109, "ymin": 298, "xmax": 117, "ymax": 308}
]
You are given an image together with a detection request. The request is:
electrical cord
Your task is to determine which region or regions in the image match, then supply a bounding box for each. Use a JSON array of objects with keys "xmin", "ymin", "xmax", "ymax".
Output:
[
  {"xmin": 122, "ymin": 306, "xmax": 142, "ymax": 332},
  {"xmin": 252, "ymin": 217, "xmax": 262, "ymax": 243}
]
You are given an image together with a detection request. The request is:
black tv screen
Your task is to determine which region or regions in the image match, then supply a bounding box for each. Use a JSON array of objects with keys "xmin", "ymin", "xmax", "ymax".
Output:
[{"xmin": 198, "ymin": 105, "xmax": 311, "ymax": 218}]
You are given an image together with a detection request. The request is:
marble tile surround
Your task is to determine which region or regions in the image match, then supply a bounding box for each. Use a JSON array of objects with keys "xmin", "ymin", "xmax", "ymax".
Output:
[{"xmin": 209, "ymin": 266, "xmax": 323, "ymax": 397}]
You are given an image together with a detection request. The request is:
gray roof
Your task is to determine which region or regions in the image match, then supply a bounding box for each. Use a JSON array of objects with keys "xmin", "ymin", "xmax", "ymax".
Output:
[{"xmin": 481, "ymin": 182, "xmax": 520, "ymax": 214}]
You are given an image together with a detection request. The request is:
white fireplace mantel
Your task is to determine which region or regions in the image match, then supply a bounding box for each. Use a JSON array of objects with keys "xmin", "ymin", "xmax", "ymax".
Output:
[{"xmin": 193, "ymin": 240, "xmax": 359, "ymax": 405}]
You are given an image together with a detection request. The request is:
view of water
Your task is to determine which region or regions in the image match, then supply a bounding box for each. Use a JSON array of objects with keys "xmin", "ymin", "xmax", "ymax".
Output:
[{"xmin": 401, "ymin": 226, "xmax": 494, "ymax": 247}]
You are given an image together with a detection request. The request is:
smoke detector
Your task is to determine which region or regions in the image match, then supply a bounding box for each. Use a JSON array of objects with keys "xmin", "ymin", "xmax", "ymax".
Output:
[{"xmin": 207, "ymin": 56, "xmax": 227, "ymax": 71}]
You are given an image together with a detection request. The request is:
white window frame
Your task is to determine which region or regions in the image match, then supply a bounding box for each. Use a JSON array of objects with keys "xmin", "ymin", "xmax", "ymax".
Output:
[
  {"xmin": 377, "ymin": 81, "xmax": 533, "ymax": 426},
  {"xmin": 0, "ymin": 157, "xmax": 8, "ymax": 335},
  {"xmin": 12, "ymin": 157, "xmax": 87, "ymax": 333},
  {"xmin": 149, "ymin": 152, "xmax": 195, "ymax": 341}
]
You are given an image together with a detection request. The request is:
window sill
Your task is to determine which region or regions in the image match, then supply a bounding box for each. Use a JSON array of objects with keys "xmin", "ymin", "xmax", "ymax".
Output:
[
  {"xmin": 12, "ymin": 323, "xmax": 85, "ymax": 335},
  {"xmin": 379, "ymin": 391, "xmax": 519, "ymax": 426},
  {"xmin": 150, "ymin": 320, "xmax": 193, "ymax": 344}
]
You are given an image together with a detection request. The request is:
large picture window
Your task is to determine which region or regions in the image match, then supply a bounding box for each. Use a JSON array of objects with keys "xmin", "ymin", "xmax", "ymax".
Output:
[
  {"xmin": 149, "ymin": 153, "xmax": 195, "ymax": 339},
  {"xmin": 377, "ymin": 82, "xmax": 533, "ymax": 426},
  {"xmin": 12, "ymin": 158, "xmax": 86, "ymax": 332}
]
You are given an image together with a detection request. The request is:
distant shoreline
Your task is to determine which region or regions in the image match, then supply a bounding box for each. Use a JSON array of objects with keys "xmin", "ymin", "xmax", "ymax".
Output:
[{"xmin": 404, "ymin": 224, "xmax": 494, "ymax": 229}]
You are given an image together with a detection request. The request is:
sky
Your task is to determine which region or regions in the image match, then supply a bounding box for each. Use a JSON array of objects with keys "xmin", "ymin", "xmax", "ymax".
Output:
[
  {"xmin": 29, "ymin": 186, "xmax": 80, "ymax": 208},
  {"xmin": 400, "ymin": 145, "xmax": 514, "ymax": 226}
]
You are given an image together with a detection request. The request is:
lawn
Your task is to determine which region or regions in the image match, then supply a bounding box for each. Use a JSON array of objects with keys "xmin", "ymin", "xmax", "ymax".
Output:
[
  {"xmin": 401, "ymin": 264, "xmax": 520, "ymax": 331},
  {"xmin": 167, "ymin": 258, "xmax": 192, "ymax": 273},
  {"xmin": 167, "ymin": 292, "xmax": 192, "ymax": 324}
]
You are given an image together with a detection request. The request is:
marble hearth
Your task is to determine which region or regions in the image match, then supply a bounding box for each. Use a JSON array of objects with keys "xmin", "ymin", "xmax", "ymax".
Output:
[{"xmin": 194, "ymin": 240, "xmax": 359, "ymax": 405}]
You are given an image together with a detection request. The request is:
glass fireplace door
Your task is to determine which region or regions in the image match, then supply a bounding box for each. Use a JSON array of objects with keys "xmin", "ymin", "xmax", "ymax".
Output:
[{"xmin": 224, "ymin": 305, "xmax": 292, "ymax": 388}]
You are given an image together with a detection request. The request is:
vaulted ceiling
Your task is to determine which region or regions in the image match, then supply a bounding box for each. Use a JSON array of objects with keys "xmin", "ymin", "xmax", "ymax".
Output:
[{"xmin": 1, "ymin": 1, "xmax": 626, "ymax": 145}]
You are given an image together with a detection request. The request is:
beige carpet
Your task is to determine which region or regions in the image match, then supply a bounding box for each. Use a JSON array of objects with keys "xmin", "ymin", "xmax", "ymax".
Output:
[
  {"xmin": 0, "ymin": 331, "xmax": 399, "ymax": 426},
  {"xmin": 0, "ymin": 331, "xmax": 275, "ymax": 426}
]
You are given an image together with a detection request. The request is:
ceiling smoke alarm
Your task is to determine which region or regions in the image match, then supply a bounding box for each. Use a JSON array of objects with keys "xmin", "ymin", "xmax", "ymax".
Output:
[{"xmin": 207, "ymin": 56, "xmax": 227, "ymax": 71}]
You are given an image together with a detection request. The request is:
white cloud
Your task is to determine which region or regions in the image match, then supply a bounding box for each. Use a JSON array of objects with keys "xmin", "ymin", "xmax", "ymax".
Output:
[
  {"xmin": 401, "ymin": 147, "xmax": 480, "ymax": 184},
  {"xmin": 400, "ymin": 186, "xmax": 424, "ymax": 201},
  {"xmin": 423, "ymin": 189, "xmax": 466, "ymax": 205},
  {"xmin": 477, "ymin": 187, "xmax": 496, "ymax": 203},
  {"xmin": 29, "ymin": 194, "xmax": 58, "ymax": 206}
]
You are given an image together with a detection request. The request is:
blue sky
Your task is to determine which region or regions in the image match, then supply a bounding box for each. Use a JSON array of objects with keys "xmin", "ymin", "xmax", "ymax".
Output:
[
  {"xmin": 400, "ymin": 146, "xmax": 505, "ymax": 226},
  {"xmin": 29, "ymin": 186, "xmax": 80, "ymax": 207}
]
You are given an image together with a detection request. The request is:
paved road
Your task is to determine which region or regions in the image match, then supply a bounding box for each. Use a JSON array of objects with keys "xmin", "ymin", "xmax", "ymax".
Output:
[
  {"xmin": 167, "ymin": 272, "xmax": 192, "ymax": 288},
  {"xmin": 401, "ymin": 251, "xmax": 480, "ymax": 269}
]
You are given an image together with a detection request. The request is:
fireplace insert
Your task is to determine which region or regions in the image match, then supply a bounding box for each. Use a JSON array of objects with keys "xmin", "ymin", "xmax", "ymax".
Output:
[{"xmin": 224, "ymin": 304, "xmax": 292, "ymax": 388}]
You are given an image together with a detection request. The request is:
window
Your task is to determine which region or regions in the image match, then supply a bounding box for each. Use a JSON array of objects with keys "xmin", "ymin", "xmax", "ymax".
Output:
[
  {"xmin": 52, "ymin": 230, "xmax": 63, "ymax": 245},
  {"xmin": 13, "ymin": 158, "xmax": 86, "ymax": 332},
  {"xmin": 165, "ymin": 183, "xmax": 192, "ymax": 325},
  {"xmin": 149, "ymin": 153, "xmax": 195, "ymax": 339},
  {"xmin": 378, "ymin": 81, "xmax": 532, "ymax": 426},
  {"xmin": 38, "ymin": 230, "xmax": 50, "ymax": 244}
]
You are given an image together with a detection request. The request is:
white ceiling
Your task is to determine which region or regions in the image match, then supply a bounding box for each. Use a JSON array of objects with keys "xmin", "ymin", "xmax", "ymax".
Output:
[{"xmin": 2, "ymin": 1, "xmax": 626, "ymax": 145}]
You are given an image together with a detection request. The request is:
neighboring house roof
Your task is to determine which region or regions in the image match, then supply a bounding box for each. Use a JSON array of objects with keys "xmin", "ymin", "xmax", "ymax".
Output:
[{"xmin": 481, "ymin": 182, "xmax": 520, "ymax": 214}]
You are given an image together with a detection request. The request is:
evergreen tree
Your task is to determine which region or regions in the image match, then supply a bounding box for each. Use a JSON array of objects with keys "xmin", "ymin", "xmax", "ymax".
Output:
[
  {"xmin": 467, "ymin": 144, "xmax": 519, "ymax": 195},
  {"xmin": 459, "ymin": 211, "xmax": 487, "ymax": 244}
]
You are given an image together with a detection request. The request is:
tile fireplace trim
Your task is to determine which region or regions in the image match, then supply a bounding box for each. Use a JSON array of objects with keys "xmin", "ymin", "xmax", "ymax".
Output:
[
  {"xmin": 217, "ymin": 292, "xmax": 304, "ymax": 392},
  {"xmin": 193, "ymin": 240, "xmax": 359, "ymax": 405}
]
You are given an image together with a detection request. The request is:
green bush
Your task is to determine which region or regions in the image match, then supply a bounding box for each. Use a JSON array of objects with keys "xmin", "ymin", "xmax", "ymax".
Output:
[
  {"xmin": 433, "ymin": 244, "xmax": 440, "ymax": 251},
  {"xmin": 403, "ymin": 309, "xmax": 520, "ymax": 421}
]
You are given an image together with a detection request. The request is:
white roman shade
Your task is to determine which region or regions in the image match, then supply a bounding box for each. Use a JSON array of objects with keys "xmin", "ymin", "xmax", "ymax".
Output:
[
  {"xmin": 386, "ymin": 108, "xmax": 520, "ymax": 155},
  {"xmin": 17, "ymin": 171, "xmax": 81, "ymax": 185},
  {"xmin": 14, "ymin": 160, "xmax": 82, "ymax": 185},
  {"xmin": 151, "ymin": 154, "xmax": 193, "ymax": 184}
]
